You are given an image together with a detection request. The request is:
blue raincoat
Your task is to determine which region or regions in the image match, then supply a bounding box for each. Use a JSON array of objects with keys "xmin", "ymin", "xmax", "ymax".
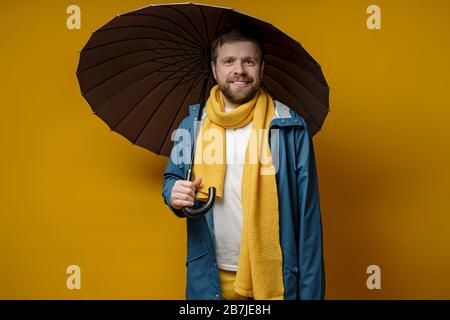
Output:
[{"xmin": 162, "ymin": 101, "xmax": 325, "ymax": 300}]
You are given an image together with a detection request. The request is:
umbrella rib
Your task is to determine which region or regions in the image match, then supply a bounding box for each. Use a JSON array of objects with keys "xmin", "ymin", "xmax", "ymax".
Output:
[
  {"xmin": 91, "ymin": 55, "xmax": 204, "ymax": 116},
  {"xmin": 81, "ymin": 53, "xmax": 203, "ymax": 95},
  {"xmin": 133, "ymin": 72, "xmax": 203, "ymax": 146},
  {"xmin": 160, "ymin": 28, "xmax": 188, "ymax": 52},
  {"xmin": 265, "ymin": 41, "xmax": 322, "ymax": 69},
  {"xmin": 212, "ymin": 9, "xmax": 226, "ymax": 41},
  {"xmin": 151, "ymin": 37, "xmax": 198, "ymax": 57},
  {"xmin": 260, "ymin": 27, "xmax": 318, "ymax": 64},
  {"xmin": 264, "ymin": 58, "xmax": 329, "ymax": 105},
  {"xmin": 149, "ymin": 38, "xmax": 181, "ymax": 51},
  {"xmin": 264, "ymin": 53, "xmax": 322, "ymax": 80},
  {"xmin": 157, "ymin": 76, "xmax": 202, "ymax": 154},
  {"xmin": 166, "ymin": 6, "xmax": 207, "ymax": 46},
  {"xmin": 96, "ymin": 25, "xmax": 201, "ymax": 50},
  {"xmin": 149, "ymin": 35, "xmax": 192, "ymax": 53},
  {"xmin": 78, "ymin": 50, "xmax": 199, "ymax": 74},
  {"xmin": 82, "ymin": 36, "xmax": 196, "ymax": 53},
  {"xmin": 123, "ymin": 61, "xmax": 206, "ymax": 143},
  {"xmin": 176, "ymin": 72, "xmax": 206, "ymax": 85},
  {"xmin": 110, "ymin": 56, "xmax": 205, "ymax": 131},
  {"xmin": 265, "ymin": 59, "xmax": 325, "ymax": 93},
  {"xmin": 122, "ymin": 13, "xmax": 204, "ymax": 47},
  {"xmin": 198, "ymin": 6, "xmax": 210, "ymax": 45},
  {"xmin": 263, "ymin": 73, "xmax": 324, "ymax": 131}
]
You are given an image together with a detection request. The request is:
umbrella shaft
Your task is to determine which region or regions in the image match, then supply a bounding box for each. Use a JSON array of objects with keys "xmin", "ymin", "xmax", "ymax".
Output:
[{"xmin": 187, "ymin": 74, "xmax": 210, "ymax": 181}]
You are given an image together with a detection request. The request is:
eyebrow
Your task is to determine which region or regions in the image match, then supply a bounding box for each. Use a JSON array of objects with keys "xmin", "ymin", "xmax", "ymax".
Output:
[{"xmin": 220, "ymin": 56, "xmax": 258, "ymax": 62}]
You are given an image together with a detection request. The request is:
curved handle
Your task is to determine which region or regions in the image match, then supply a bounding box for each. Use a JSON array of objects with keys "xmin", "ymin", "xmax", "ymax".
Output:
[{"xmin": 183, "ymin": 187, "xmax": 216, "ymax": 219}]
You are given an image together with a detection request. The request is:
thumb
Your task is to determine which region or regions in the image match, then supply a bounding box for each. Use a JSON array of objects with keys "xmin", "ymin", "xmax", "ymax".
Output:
[{"xmin": 192, "ymin": 176, "xmax": 202, "ymax": 188}]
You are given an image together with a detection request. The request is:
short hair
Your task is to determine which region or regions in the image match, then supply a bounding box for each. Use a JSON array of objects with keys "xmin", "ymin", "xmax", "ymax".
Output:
[{"xmin": 210, "ymin": 22, "xmax": 265, "ymax": 63}]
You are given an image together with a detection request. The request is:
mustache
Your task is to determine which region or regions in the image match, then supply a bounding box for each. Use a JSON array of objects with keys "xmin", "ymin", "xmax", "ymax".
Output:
[{"xmin": 228, "ymin": 77, "xmax": 253, "ymax": 82}]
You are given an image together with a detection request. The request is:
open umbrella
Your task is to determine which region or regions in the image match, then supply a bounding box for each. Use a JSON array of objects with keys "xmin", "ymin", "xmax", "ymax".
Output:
[{"xmin": 76, "ymin": 2, "xmax": 329, "ymax": 217}]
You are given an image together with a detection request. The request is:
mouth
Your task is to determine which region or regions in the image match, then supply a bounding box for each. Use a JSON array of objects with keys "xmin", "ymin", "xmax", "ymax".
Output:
[{"xmin": 230, "ymin": 80, "xmax": 252, "ymax": 87}]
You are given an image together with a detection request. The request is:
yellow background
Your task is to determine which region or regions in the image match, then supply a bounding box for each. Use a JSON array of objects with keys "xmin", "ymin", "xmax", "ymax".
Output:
[{"xmin": 1, "ymin": 0, "xmax": 449, "ymax": 299}]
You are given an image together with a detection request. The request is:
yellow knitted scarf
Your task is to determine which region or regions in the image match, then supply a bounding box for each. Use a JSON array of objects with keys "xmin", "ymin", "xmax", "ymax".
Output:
[{"xmin": 193, "ymin": 85, "xmax": 284, "ymax": 300}]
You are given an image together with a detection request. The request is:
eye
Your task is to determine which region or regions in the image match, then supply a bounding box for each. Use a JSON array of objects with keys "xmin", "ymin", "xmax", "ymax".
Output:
[
  {"xmin": 223, "ymin": 59, "xmax": 233, "ymax": 65},
  {"xmin": 244, "ymin": 59, "xmax": 255, "ymax": 65}
]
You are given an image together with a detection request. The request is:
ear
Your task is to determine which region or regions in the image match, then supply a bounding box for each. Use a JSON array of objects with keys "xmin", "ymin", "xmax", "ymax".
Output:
[
  {"xmin": 260, "ymin": 60, "xmax": 265, "ymax": 77},
  {"xmin": 211, "ymin": 62, "xmax": 217, "ymax": 81}
]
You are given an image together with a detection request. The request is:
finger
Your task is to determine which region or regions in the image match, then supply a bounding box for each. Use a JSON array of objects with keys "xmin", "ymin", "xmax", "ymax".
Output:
[
  {"xmin": 174, "ymin": 192, "xmax": 194, "ymax": 202},
  {"xmin": 172, "ymin": 199, "xmax": 194, "ymax": 208},
  {"xmin": 192, "ymin": 177, "xmax": 202, "ymax": 188},
  {"xmin": 177, "ymin": 182, "xmax": 196, "ymax": 193},
  {"xmin": 171, "ymin": 196, "xmax": 193, "ymax": 206},
  {"xmin": 177, "ymin": 186, "xmax": 195, "ymax": 198},
  {"xmin": 178, "ymin": 180, "xmax": 194, "ymax": 188}
]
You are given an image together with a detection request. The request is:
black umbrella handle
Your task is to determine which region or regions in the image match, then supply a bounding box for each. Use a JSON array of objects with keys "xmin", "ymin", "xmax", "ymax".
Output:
[
  {"xmin": 183, "ymin": 186, "xmax": 216, "ymax": 219},
  {"xmin": 182, "ymin": 169, "xmax": 216, "ymax": 218}
]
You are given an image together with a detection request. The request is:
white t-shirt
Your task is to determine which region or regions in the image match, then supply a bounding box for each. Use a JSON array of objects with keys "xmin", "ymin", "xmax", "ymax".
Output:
[{"xmin": 213, "ymin": 105, "xmax": 252, "ymax": 271}]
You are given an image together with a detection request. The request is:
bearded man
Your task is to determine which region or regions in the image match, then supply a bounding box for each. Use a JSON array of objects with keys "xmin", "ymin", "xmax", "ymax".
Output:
[{"xmin": 162, "ymin": 24, "xmax": 325, "ymax": 300}]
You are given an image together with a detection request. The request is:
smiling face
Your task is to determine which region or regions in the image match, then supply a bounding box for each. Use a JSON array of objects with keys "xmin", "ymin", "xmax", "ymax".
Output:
[{"xmin": 211, "ymin": 40, "xmax": 265, "ymax": 108}]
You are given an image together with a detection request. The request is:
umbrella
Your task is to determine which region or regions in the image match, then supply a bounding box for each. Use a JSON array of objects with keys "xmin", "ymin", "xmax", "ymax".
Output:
[{"xmin": 76, "ymin": 2, "xmax": 329, "ymax": 217}]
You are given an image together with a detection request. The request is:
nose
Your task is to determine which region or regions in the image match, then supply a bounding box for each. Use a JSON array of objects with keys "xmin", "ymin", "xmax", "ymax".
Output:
[{"xmin": 233, "ymin": 62, "xmax": 246, "ymax": 75}]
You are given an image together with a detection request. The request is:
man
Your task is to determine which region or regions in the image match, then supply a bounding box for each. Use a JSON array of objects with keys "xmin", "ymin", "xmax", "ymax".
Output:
[{"xmin": 162, "ymin": 24, "xmax": 325, "ymax": 300}]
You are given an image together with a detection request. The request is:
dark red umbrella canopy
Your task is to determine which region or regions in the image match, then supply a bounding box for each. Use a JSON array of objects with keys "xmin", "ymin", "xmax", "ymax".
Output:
[{"xmin": 76, "ymin": 3, "xmax": 329, "ymax": 157}]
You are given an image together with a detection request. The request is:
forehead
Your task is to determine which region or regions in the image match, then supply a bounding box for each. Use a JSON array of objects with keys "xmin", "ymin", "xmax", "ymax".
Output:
[{"xmin": 216, "ymin": 40, "xmax": 260, "ymax": 59}]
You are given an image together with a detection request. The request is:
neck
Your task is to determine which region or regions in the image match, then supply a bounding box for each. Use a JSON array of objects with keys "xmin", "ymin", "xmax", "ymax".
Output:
[{"xmin": 223, "ymin": 97, "xmax": 239, "ymax": 110}]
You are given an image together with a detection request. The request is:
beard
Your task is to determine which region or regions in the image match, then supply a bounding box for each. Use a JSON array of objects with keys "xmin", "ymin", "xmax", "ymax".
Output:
[{"xmin": 217, "ymin": 75, "xmax": 260, "ymax": 106}]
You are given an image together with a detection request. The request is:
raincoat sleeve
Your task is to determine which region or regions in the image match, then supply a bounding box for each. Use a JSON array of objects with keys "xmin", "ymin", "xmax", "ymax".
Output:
[
  {"xmin": 295, "ymin": 121, "xmax": 326, "ymax": 300},
  {"xmin": 162, "ymin": 117, "xmax": 190, "ymax": 218}
]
